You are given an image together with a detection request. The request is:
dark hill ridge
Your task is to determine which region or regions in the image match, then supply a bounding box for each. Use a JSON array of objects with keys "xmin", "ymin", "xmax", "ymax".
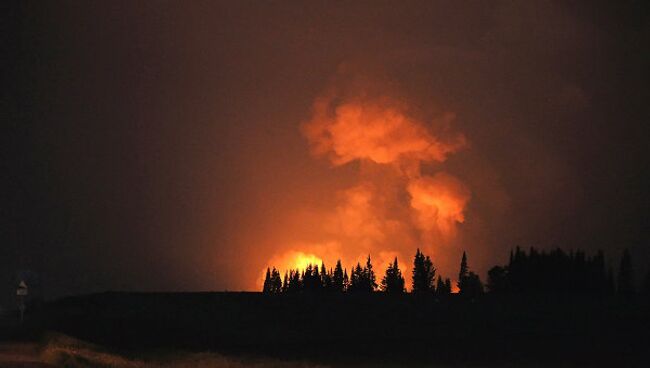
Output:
[{"xmin": 6, "ymin": 291, "xmax": 643, "ymax": 366}]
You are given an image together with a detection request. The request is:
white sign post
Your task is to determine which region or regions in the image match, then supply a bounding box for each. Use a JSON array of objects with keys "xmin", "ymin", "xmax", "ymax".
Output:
[{"xmin": 16, "ymin": 281, "xmax": 28, "ymax": 324}]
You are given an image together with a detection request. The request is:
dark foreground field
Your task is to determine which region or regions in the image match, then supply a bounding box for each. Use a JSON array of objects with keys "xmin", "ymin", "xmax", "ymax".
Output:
[{"xmin": 2, "ymin": 292, "xmax": 649, "ymax": 367}]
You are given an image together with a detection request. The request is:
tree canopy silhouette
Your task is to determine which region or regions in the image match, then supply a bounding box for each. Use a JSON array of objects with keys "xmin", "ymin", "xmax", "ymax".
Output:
[
  {"xmin": 331, "ymin": 260, "xmax": 345, "ymax": 292},
  {"xmin": 262, "ymin": 267, "xmax": 282, "ymax": 294},
  {"xmin": 380, "ymin": 257, "xmax": 405, "ymax": 293},
  {"xmin": 262, "ymin": 247, "xmax": 630, "ymax": 298},
  {"xmin": 349, "ymin": 255, "xmax": 377, "ymax": 292},
  {"xmin": 412, "ymin": 249, "xmax": 435, "ymax": 294},
  {"xmin": 458, "ymin": 252, "xmax": 483, "ymax": 297}
]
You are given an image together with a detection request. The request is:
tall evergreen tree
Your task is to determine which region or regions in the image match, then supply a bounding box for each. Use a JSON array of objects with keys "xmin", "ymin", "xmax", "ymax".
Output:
[
  {"xmin": 349, "ymin": 256, "xmax": 377, "ymax": 292},
  {"xmin": 287, "ymin": 269, "xmax": 302, "ymax": 292},
  {"xmin": 365, "ymin": 255, "xmax": 377, "ymax": 291},
  {"xmin": 380, "ymin": 257, "xmax": 405, "ymax": 293},
  {"xmin": 270, "ymin": 267, "xmax": 282, "ymax": 293},
  {"xmin": 262, "ymin": 267, "xmax": 272, "ymax": 293},
  {"xmin": 458, "ymin": 251, "xmax": 468, "ymax": 291},
  {"xmin": 349, "ymin": 263, "xmax": 364, "ymax": 292},
  {"xmin": 444, "ymin": 278, "xmax": 452, "ymax": 294},
  {"xmin": 617, "ymin": 249, "xmax": 635, "ymax": 296},
  {"xmin": 412, "ymin": 249, "xmax": 435, "ymax": 293},
  {"xmin": 436, "ymin": 275, "xmax": 445, "ymax": 293},
  {"xmin": 436, "ymin": 275, "xmax": 452, "ymax": 295},
  {"xmin": 282, "ymin": 271, "xmax": 289, "ymax": 293},
  {"xmin": 332, "ymin": 260, "xmax": 345, "ymax": 292},
  {"xmin": 320, "ymin": 262, "xmax": 331, "ymax": 290}
]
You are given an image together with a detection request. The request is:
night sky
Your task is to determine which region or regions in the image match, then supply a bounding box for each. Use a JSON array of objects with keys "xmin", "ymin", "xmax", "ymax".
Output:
[{"xmin": 3, "ymin": 1, "xmax": 649, "ymax": 302}]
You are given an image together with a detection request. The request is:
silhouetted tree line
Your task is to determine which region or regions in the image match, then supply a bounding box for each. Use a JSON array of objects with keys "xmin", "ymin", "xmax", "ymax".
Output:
[
  {"xmin": 263, "ymin": 249, "xmax": 476, "ymax": 296},
  {"xmin": 487, "ymin": 247, "xmax": 643, "ymax": 296},
  {"xmin": 264, "ymin": 247, "xmax": 648, "ymax": 297}
]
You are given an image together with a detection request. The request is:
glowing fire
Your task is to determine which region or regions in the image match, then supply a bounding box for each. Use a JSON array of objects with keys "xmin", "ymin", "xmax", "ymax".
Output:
[
  {"xmin": 260, "ymin": 73, "xmax": 471, "ymax": 288},
  {"xmin": 257, "ymin": 251, "xmax": 324, "ymax": 289}
]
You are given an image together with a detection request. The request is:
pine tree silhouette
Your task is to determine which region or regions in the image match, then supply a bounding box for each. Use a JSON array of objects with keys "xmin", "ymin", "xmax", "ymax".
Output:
[
  {"xmin": 380, "ymin": 257, "xmax": 405, "ymax": 293},
  {"xmin": 287, "ymin": 269, "xmax": 302, "ymax": 292},
  {"xmin": 349, "ymin": 263, "xmax": 364, "ymax": 292},
  {"xmin": 458, "ymin": 251, "xmax": 468, "ymax": 292},
  {"xmin": 444, "ymin": 278, "xmax": 452, "ymax": 294},
  {"xmin": 349, "ymin": 256, "xmax": 377, "ymax": 292},
  {"xmin": 332, "ymin": 260, "xmax": 345, "ymax": 292},
  {"xmin": 435, "ymin": 276, "xmax": 452, "ymax": 295},
  {"xmin": 412, "ymin": 249, "xmax": 435, "ymax": 293},
  {"xmin": 262, "ymin": 267, "xmax": 271, "ymax": 293},
  {"xmin": 365, "ymin": 255, "xmax": 377, "ymax": 291},
  {"xmin": 270, "ymin": 267, "xmax": 282, "ymax": 293},
  {"xmin": 320, "ymin": 262, "xmax": 331, "ymax": 290},
  {"xmin": 282, "ymin": 271, "xmax": 289, "ymax": 293},
  {"xmin": 436, "ymin": 275, "xmax": 445, "ymax": 294}
]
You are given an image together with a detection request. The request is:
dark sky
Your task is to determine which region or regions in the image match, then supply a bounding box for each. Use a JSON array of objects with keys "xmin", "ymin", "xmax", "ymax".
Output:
[{"xmin": 3, "ymin": 1, "xmax": 649, "ymax": 301}]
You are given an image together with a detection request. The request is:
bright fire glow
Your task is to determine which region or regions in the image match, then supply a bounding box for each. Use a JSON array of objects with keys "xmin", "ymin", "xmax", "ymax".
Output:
[
  {"xmin": 260, "ymin": 75, "xmax": 472, "ymax": 289},
  {"xmin": 257, "ymin": 251, "xmax": 324, "ymax": 289}
]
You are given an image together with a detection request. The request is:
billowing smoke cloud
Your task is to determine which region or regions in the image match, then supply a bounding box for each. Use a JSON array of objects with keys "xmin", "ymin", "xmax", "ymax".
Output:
[
  {"xmin": 303, "ymin": 95, "xmax": 466, "ymax": 166},
  {"xmin": 264, "ymin": 74, "xmax": 471, "ymax": 285},
  {"xmin": 407, "ymin": 172, "xmax": 471, "ymax": 242}
]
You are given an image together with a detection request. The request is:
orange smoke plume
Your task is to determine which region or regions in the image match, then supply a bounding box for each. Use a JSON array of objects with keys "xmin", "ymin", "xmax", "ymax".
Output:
[
  {"xmin": 407, "ymin": 172, "xmax": 471, "ymax": 240},
  {"xmin": 261, "ymin": 77, "xmax": 472, "ymax": 286},
  {"xmin": 302, "ymin": 96, "xmax": 466, "ymax": 166}
]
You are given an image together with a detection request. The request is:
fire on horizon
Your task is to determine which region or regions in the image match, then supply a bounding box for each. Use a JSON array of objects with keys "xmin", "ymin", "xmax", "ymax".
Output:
[
  {"xmin": 4, "ymin": 1, "xmax": 649, "ymax": 299},
  {"xmin": 259, "ymin": 78, "xmax": 472, "ymax": 288}
]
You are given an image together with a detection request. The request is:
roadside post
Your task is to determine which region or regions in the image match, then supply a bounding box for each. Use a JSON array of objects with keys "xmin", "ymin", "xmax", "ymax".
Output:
[{"xmin": 16, "ymin": 280, "xmax": 28, "ymax": 324}]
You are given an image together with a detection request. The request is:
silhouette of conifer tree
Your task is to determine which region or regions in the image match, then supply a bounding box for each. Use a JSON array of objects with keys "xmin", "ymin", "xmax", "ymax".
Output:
[
  {"xmin": 380, "ymin": 257, "xmax": 405, "ymax": 293},
  {"xmin": 412, "ymin": 249, "xmax": 435, "ymax": 293},
  {"xmin": 282, "ymin": 271, "xmax": 289, "ymax": 293},
  {"xmin": 444, "ymin": 278, "xmax": 452, "ymax": 294},
  {"xmin": 349, "ymin": 256, "xmax": 376, "ymax": 292},
  {"xmin": 458, "ymin": 251, "xmax": 468, "ymax": 292},
  {"xmin": 320, "ymin": 262, "xmax": 331, "ymax": 290},
  {"xmin": 332, "ymin": 260, "xmax": 345, "ymax": 292},
  {"xmin": 270, "ymin": 267, "xmax": 282, "ymax": 293},
  {"xmin": 436, "ymin": 275, "xmax": 446, "ymax": 295},
  {"xmin": 365, "ymin": 255, "xmax": 377, "ymax": 291},
  {"xmin": 262, "ymin": 267, "xmax": 272, "ymax": 293},
  {"xmin": 349, "ymin": 263, "xmax": 364, "ymax": 292},
  {"xmin": 287, "ymin": 269, "xmax": 302, "ymax": 292}
]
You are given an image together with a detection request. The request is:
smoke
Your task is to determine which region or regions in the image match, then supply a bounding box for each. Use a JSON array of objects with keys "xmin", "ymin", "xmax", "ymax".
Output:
[
  {"xmin": 265, "ymin": 72, "xmax": 471, "ymax": 284},
  {"xmin": 407, "ymin": 172, "xmax": 471, "ymax": 242},
  {"xmin": 302, "ymin": 95, "xmax": 466, "ymax": 166}
]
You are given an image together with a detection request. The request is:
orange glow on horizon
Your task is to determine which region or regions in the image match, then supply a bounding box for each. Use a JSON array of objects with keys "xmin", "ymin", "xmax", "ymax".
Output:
[
  {"xmin": 257, "ymin": 74, "xmax": 471, "ymax": 291},
  {"xmin": 257, "ymin": 251, "xmax": 324, "ymax": 289}
]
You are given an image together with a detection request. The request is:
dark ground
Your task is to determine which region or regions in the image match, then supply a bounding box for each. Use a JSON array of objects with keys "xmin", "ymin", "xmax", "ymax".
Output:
[{"xmin": 1, "ymin": 292, "xmax": 648, "ymax": 367}]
